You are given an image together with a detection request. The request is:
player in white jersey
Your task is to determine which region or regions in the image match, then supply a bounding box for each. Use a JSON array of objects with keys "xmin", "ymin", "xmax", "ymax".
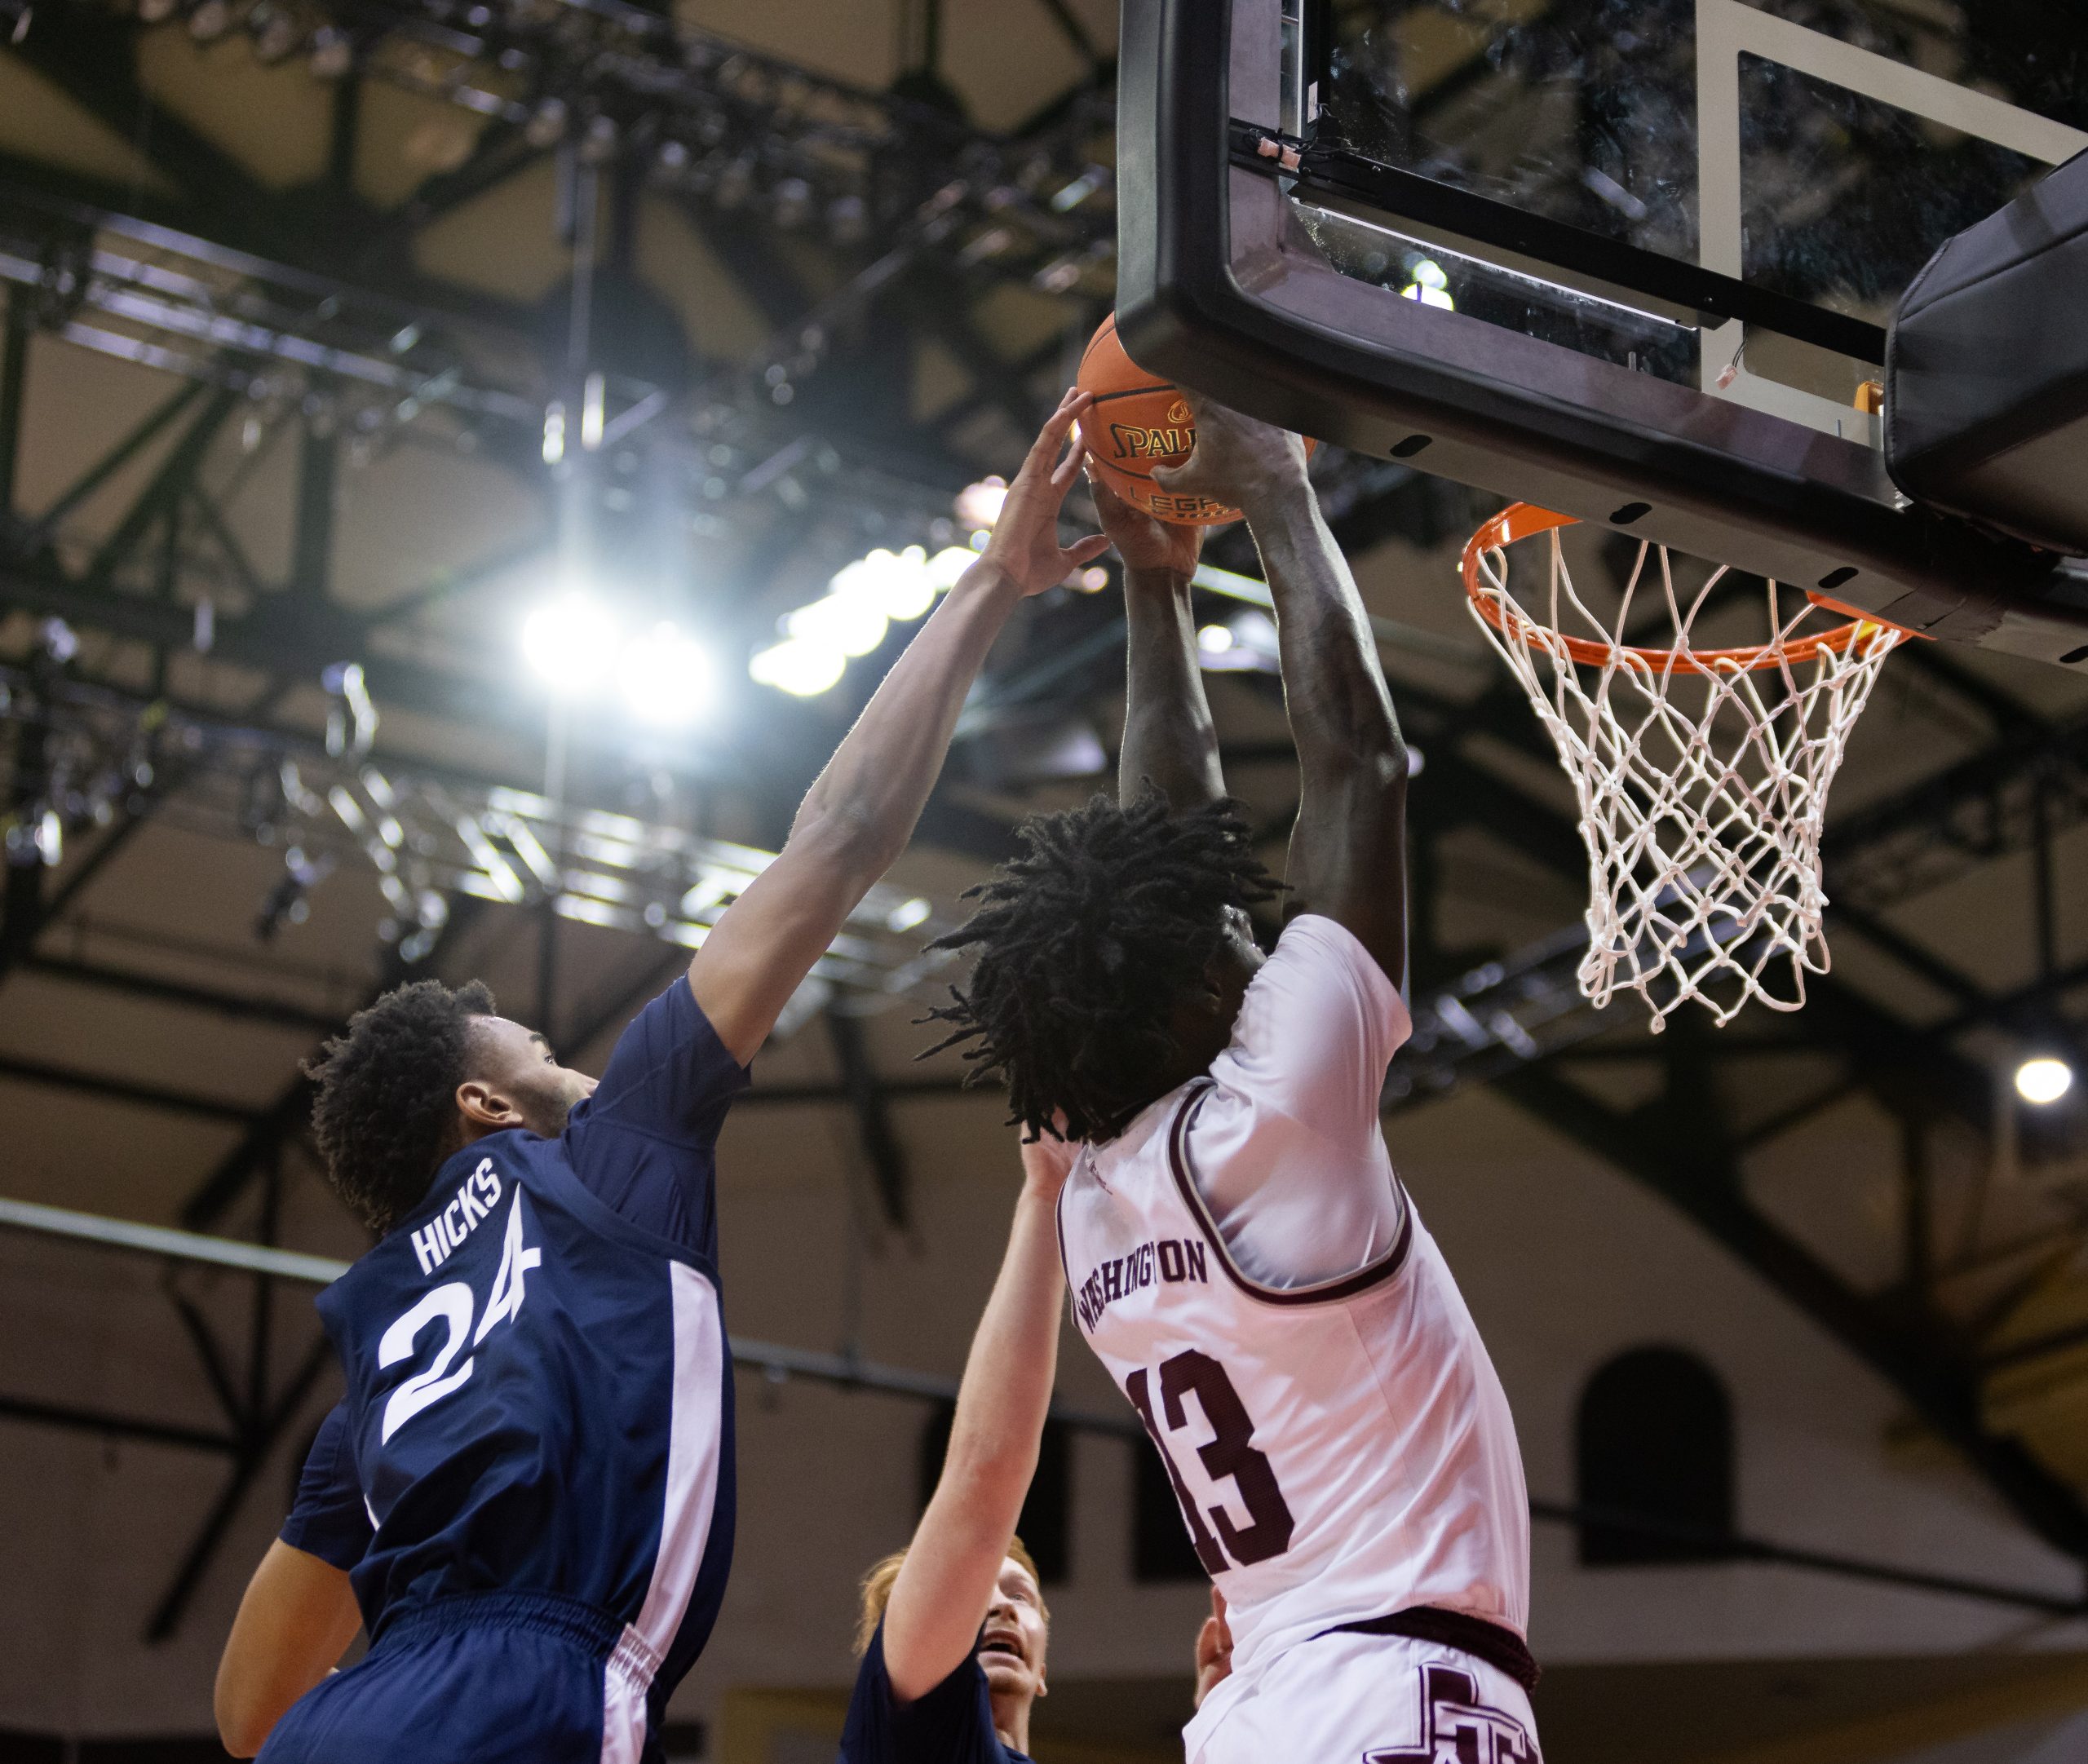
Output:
[{"xmin": 922, "ymin": 397, "xmax": 1538, "ymax": 1762}]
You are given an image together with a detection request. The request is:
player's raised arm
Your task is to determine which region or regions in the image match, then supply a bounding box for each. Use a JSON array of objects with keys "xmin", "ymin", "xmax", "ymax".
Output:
[
  {"xmin": 1153, "ymin": 400, "xmax": 1409, "ymax": 987},
  {"xmin": 1085, "ymin": 471, "xmax": 1225, "ymax": 812},
  {"xmin": 880, "ymin": 1134, "xmax": 1073, "ymax": 1709},
  {"xmin": 689, "ymin": 393, "xmax": 1108, "ymax": 1065}
]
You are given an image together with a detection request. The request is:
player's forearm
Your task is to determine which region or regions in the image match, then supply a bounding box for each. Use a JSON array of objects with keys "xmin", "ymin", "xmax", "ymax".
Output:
[
  {"xmin": 883, "ymin": 1180, "xmax": 1064, "ymax": 1697},
  {"xmin": 1119, "ymin": 568, "xmax": 1226, "ymax": 810},
  {"xmin": 941, "ymin": 1182, "xmax": 1064, "ymax": 1488},
  {"xmin": 1244, "ymin": 493, "xmax": 1406, "ymax": 778},
  {"xmin": 791, "ymin": 561, "xmax": 1025, "ymax": 876}
]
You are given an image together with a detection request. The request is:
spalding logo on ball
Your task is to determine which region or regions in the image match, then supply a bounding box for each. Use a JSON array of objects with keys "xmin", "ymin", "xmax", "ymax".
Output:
[{"xmin": 1074, "ymin": 314, "xmax": 1314, "ymax": 527}]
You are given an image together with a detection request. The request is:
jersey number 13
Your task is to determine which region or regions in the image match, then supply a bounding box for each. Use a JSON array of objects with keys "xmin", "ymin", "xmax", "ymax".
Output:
[{"xmin": 1126, "ymin": 1349, "xmax": 1294, "ymax": 1575}]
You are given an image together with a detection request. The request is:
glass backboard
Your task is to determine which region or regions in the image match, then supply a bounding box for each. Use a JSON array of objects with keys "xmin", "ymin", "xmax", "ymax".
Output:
[
  {"xmin": 1114, "ymin": 0, "xmax": 2088, "ymax": 668},
  {"xmin": 1313, "ymin": 0, "xmax": 2088, "ymax": 433}
]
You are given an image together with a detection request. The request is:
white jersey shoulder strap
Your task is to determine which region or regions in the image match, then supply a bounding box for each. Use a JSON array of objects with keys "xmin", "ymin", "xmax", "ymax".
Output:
[{"xmin": 1167, "ymin": 1077, "xmax": 1413, "ymax": 1306}]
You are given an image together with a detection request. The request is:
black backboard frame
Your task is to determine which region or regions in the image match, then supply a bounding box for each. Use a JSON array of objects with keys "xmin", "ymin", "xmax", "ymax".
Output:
[{"xmin": 1114, "ymin": 0, "xmax": 2088, "ymax": 667}]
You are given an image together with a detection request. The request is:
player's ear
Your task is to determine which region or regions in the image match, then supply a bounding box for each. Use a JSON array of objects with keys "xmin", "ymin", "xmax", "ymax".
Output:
[{"xmin": 455, "ymin": 1079, "xmax": 524, "ymax": 1130}]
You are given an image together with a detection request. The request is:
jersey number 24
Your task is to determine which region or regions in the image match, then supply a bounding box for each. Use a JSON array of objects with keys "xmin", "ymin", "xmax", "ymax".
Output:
[
  {"xmin": 377, "ymin": 1191, "xmax": 542, "ymax": 1443},
  {"xmin": 1126, "ymin": 1349, "xmax": 1294, "ymax": 1574}
]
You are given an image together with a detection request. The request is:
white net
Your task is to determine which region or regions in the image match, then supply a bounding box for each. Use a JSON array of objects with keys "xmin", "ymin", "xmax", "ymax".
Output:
[{"xmin": 1463, "ymin": 506, "xmax": 1905, "ymax": 1030}]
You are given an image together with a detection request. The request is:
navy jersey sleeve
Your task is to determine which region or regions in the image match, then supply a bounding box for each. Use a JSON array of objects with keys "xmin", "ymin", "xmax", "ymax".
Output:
[
  {"xmin": 837, "ymin": 1622, "xmax": 1020, "ymax": 1764},
  {"xmin": 560, "ymin": 978, "xmax": 751, "ymax": 1254},
  {"xmin": 279, "ymin": 1401, "xmax": 372, "ymax": 1572}
]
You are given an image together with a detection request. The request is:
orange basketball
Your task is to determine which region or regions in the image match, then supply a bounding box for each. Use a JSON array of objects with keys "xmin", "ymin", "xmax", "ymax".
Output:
[{"xmin": 1074, "ymin": 314, "xmax": 1313, "ymax": 527}]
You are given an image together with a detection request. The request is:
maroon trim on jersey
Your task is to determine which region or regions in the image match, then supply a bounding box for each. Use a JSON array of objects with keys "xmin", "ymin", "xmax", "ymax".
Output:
[
  {"xmin": 1164, "ymin": 1079, "xmax": 1414, "ymax": 1307},
  {"xmin": 1053, "ymin": 1171, "xmax": 1081, "ymax": 1327},
  {"xmin": 1321, "ymin": 1606, "xmax": 1540, "ymax": 1692}
]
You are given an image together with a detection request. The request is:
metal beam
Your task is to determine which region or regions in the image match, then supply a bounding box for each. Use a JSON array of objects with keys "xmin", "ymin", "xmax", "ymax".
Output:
[
  {"xmin": 825, "ymin": 1007, "xmax": 911, "ymax": 1229},
  {"xmin": 179, "ymin": 897, "xmax": 488, "ymax": 1231},
  {"xmin": 17, "ymin": 953, "xmax": 349, "ymax": 1037},
  {"xmin": 0, "ymin": 1393, "xmax": 237, "ymax": 1457},
  {"xmin": 145, "ymin": 1333, "xmax": 331, "ymax": 1641},
  {"xmin": 0, "ymin": 1196, "xmax": 352, "ymax": 1284},
  {"xmin": 0, "ymin": 1052, "xmax": 261, "ymax": 1125},
  {"xmin": 1496, "ymin": 1059, "xmax": 2088, "ymax": 1558},
  {"xmin": 13, "ymin": 379, "xmax": 206, "ymax": 555},
  {"xmin": 4, "ymin": 1198, "xmax": 2077, "ymax": 1617},
  {"xmin": 0, "ymin": 287, "xmax": 26, "ymax": 527},
  {"xmin": 83, "ymin": 387, "xmax": 240, "ymax": 589},
  {"xmin": 290, "ymin": 409, "xmax": 338, "ymax": 599}
]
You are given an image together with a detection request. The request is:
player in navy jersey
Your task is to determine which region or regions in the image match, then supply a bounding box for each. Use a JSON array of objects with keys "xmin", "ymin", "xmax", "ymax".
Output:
[
  {"xmin": 211, "ymin": 391, "xmax": 1109, "ymax": 1764},
  {"xmin": 838, "ymin": 1134, "xmax": 1073, "ymax": 1764}
]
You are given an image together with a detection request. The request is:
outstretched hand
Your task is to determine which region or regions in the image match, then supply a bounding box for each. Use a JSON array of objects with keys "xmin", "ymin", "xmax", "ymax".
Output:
[
  {"xmin": 980, "ymin": 390, "xmax": 1113, "ymax": 597},
  {"xmin": 1084, "ymin": 466, "xmax": 1204, "ymax": 581},
  {"xmin": 1151, "ymin": 391, "xmax": 1310, "ymax": 524}
]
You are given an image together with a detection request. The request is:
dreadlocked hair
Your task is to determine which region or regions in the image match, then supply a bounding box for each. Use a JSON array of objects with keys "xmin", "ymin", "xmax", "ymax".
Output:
[
  {"xmin": 920, "ymin": 790, "xmax": 1279, "ymax": 1143},
  {"xmin": 305, "ymin": 978, "xmax": 498, "ymax": 1236}
]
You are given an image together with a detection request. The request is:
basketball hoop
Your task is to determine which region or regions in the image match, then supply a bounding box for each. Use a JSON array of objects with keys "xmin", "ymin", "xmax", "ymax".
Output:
[{"xmin": 1461, "ymin": 504, "xmax": 1907, "ymax": 1029}]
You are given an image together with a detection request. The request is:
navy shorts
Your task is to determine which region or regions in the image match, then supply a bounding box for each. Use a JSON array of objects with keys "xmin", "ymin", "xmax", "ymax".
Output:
[{"xmin": 259, "ymin": 1592, "xmax": 657, "ymax": 1764}]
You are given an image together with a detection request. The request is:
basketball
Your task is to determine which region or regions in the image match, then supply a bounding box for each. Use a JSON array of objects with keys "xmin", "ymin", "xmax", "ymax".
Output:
[{"xmin": 1076, "ymin": 315, "xmax": 1316, "ymax": 526}]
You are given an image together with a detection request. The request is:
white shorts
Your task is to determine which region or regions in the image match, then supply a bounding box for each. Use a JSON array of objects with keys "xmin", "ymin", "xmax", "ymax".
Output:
[{"xmin": 1183, "ymin": 1629, "xmax": 1542, "ymax": 1764}]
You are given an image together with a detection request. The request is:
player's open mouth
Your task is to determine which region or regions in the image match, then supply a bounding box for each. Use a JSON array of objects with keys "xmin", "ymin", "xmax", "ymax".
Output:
[{"xmin": 977, "ymin": 1632, "xmax": 1025, "ymax": 1663}]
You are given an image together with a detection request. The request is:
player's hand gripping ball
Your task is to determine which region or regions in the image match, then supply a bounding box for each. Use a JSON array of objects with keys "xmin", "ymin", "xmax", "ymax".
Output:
[{"xmin": 1074, "ymin": 314, "xmax": 1313, "ymax": 527}]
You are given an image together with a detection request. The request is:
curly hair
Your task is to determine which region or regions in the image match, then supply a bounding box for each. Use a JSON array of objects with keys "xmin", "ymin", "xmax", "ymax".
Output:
[
  {"xmin": 920, "ymin": 792, "xmax": 1279, "ymax": 1143},
  {"xmin": 305, "ymin": 978, "xmax": 498, "ymax": 1236}
]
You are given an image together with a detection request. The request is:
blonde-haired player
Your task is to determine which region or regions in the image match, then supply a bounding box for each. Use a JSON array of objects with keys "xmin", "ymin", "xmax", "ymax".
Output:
[{"xmin": 836, "ymin": 1134, "xmax": 1070, "ymax": 1763}]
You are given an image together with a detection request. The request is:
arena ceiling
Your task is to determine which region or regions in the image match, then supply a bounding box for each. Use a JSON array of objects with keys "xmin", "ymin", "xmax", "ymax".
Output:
[{"xmin": 1, "ymin": 0, "xmax": 2086, "ymax": 1636}]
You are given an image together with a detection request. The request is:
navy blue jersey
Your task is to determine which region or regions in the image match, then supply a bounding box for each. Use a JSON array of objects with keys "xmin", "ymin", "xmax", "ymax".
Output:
[
  {"xmin": 838, "ymin": 1623, "xmax": 1031, "ymax": 1764},
  {"xmin": 285, "ymin": 979, "xmax": 748, "ymax": 1731}
]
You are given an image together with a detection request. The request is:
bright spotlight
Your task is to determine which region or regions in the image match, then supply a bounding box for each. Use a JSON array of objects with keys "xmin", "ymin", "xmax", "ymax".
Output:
[
  {"xmin": 886, "ymin": 897, "xmax": 932, "ymax": 933},
  {"xmin": 833, "ymin": 548, "xmax": 933, "ymax": 622},
  {"xmin": 619, "ymin": 625, "xmax": 714, "ymax": 727},
  {"xmin": 927, "ymin": 546, "xmax": 975, "ymax": 589},
  {"xmin": 2015, "ymin": 1056, "xmax": 2075, "ymax": 1106},
  {"xmin": 1197, "ymin": 624, "xmax": 1235, "ymax": 654},
  {"xmin": 188, "ymin": 0, "xmax": 232, "ymax": 42},
  {"xmin": 955, "ymin": 477, "xmax": 1008, "ymax": 530},
  {"xmin": 522, "ymin": 594, "xmax": 619, "ymax": 690},
  {"xmin": 750, "ymin": 637, "xmax": 847, "ymax": 697},
  {"xmin": 1400, "ymin": 258, "xmax": 1454, "ymax": 309},
  {"xmin": 788, "ymin": 594, "xmax": 888, "ymax": 659}
]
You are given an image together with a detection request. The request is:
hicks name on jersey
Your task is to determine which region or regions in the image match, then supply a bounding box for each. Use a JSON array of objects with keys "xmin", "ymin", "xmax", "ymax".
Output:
[
  {"xmin": 1071, "ymin": 1236, "xmax": 1209, "ymax": 1335},
  {"xmin": 409, "ymin": 1156, "xmax": 504, "ymax": 1275}
]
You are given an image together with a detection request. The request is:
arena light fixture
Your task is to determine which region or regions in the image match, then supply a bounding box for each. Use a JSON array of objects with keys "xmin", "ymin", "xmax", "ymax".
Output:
[
  {"xmin": 750, "ymin": 546, "xmax": 976, "ymax": 696},
  {"xmin": 187, "ymin": 0, "xmax": 232, "ymax": 42},
  {"xmin": 617, "ymin": 625, "xmax": 714, "ymax": 727},
  {"xmin": 886, "ymin": 896, "xmax": 933, "ymax": 932},
  {"xmin": 954, "ymin": 477, "xmax": 1008, "ymax": 532},
  {"xmin": 1400, "ymin": 258, "xmax": 1455, "ymax": 310},
  {"xmin": 521, "ymin": 594, "xmax": 620, "ymax": 691},
  {"xmin": 2015, "ymin": 1055, "xmax": 2075, "ymax": 1106},
  {"xmin": 1197, "ymin": 609, "xmax": 1280, "ymax": 673},
  {"xmin": 788, "ymin": 594, "xmax": 889, "ymax": 660},
  {"xmin": 750, "ymin": 637, "xmax": 847, "ymax": 698}
]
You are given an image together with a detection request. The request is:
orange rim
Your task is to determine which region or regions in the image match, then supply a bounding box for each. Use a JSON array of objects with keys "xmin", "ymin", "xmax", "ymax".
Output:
[{"xmin": 1460, "ymin": 504, "xmax": 1900, "ymax": 676}]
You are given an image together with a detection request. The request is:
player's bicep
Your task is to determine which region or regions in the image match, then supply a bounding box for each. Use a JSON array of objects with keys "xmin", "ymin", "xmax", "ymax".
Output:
[
  {"xmin": 686, "ymin": 823, "xmax": 870, "ymax": 1067},
  {"xmin": 1285, "ymin": 757, "xmax": 1409, "ymax": 988},
  {"xmin": 215, "ymin": 1541, "xmax": 361, "ymax": 1757}
]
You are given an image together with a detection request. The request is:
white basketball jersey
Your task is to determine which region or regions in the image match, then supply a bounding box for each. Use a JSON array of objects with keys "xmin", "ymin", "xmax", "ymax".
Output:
[{"xmin": 1057, "ymin": 919, "xmax": 1529, "ymax": 1682}]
